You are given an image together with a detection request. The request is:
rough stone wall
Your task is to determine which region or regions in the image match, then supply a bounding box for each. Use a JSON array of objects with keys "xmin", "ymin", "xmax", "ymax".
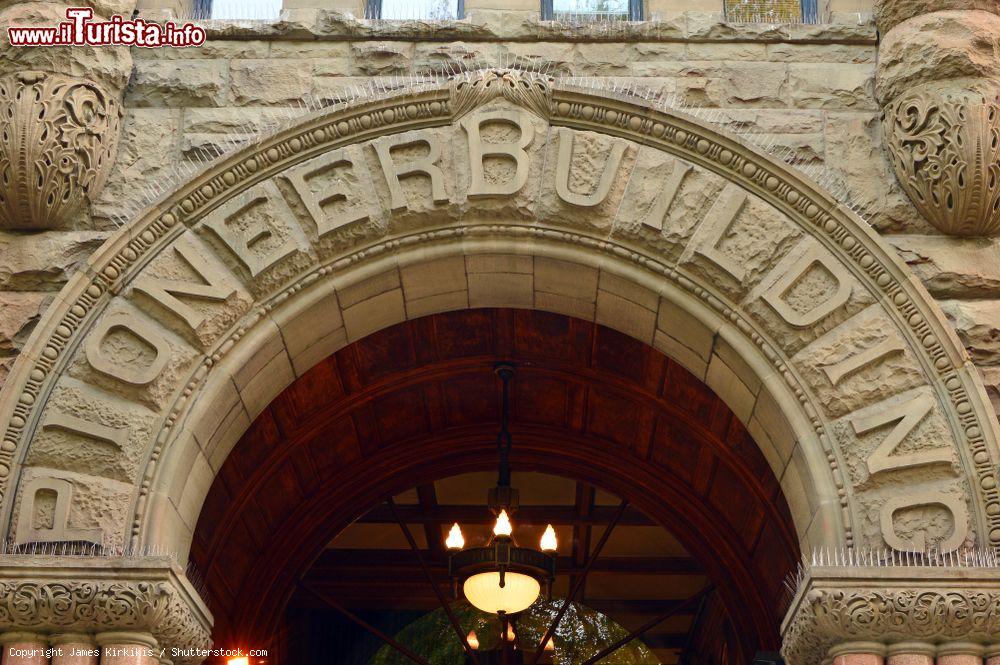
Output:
[{"xmin": 3, "ymin": 5, "xmax": 999, "ymax": 428}]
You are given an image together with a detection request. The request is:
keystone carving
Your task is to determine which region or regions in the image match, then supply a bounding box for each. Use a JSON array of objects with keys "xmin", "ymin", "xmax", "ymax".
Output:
[
  {"xmin": 883, "ymin": 83, "xmax": 1000, "ymax": 237},
  {"xmin": 781, "ymin": 565, "xmax": 1000, "ymax": 665},
  {"xmin": 0, "ymin": 70, "xmax": 123, "ymax": 230}
]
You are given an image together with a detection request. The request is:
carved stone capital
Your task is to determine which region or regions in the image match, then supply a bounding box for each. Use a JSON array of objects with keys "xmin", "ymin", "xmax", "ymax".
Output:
[
  {"xmin": 0, "ymin": 70, "xmax": 123, "ymax": 230},
  {"xmin": 0, "ymin": 556, "xmax": 212, "ymax": 664},
  {"xmin": 781, "ymin": 566, "xmax": 1000, "ymax": 665},
  {"xmin": 883, "ymin": 81, "xmax": 1000, "ymax": 237}
]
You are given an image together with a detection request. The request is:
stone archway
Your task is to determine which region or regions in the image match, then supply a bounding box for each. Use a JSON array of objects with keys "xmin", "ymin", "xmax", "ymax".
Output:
[{"xmin": 0, "ymin": 67, "xmax": 997, "ymax": 658}]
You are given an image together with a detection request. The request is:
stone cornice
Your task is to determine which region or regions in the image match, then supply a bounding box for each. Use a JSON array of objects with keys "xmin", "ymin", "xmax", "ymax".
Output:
[
  {"xmin": 781, "ymin": 566, "xmax": 1000, "ymax": 665},
  {"xmin": 0, "ymin": 556, "xmax": 212, "ymax": 664},
  {"xmin": 157, "ymin": 8, "xmax": 877, "ymax": 44}
]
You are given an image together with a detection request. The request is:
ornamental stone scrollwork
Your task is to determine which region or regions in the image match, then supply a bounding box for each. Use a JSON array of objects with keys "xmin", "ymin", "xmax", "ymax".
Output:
[
  {"xmin": 0, "ymin": 556, "xmax": 212, "ymax": 664},
  {"xmin": 451, "ymin": 68, "xmax": 554, "ymax": 120},
  {"xmin": 781, "ymin": 564, "xmax": 1000, "ymax": 665},
  {"xmin": 876, "ymin": 1, "xmax": 1000, "ymax": 236},
  {"xmin": 0, "ymin": 71, "xmax": 123, "ymax": 231},
  {"xmin": 0, "ymin": 0, "xmax": 131, "ymax": 230},
  {"xmin": 883, "ymin": 84, "xmax": 1000, "ymax": 237}
]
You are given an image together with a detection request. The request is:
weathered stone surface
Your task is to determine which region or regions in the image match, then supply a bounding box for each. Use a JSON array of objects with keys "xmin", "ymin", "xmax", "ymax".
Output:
[
  {"xmin": 0, "ymin": 292, "xmax": 49, "ymax": 354},
  {"xmin": 0, "ymin": 231, "xmax": 109, "ymax": 290},
  {"xmin": 939, "ymin": 299, "xmax": 1000, "ymax": 365},
  {"xmin": 875, "ymin": 0, "xmax": 996, "ymax": 35},
  {"xmin": 889, "ymin": 235, "xmax": 1000, "ymax": 298},
  {"xmin": 230, "ymin": 59, "xmax": 313, "ymax": 106},
  {"xmin": 350, "ymin": 41, "xmax": 414, "ymax": 75},
  {"xmin": 413, "ymin": 41, "xmax": 497, "ymax": 74},
  {"xmin": 0, "ymin": 3, "xmax": 133, "ymax": 93},
  {"xmin": 677, "ymin": 61, "xmax": 789, "ymax": 107},
  {"xmin": 131, "ymin": 59, "xmax": 229, "ymax": 107},
  {"xmin": 765, "ymin": 43, "xmax": 876, "ymax": 63},
  {"xmin": 787, "ymin": 63, "xmax": 874, "ymax": 109},
  {"xmin": 877, "ymin": 10, "xmax": 1000, "ymax": 105},
  {"xmin": 93, "ymin": 109, "xmax": 181, "ymax": 221}
]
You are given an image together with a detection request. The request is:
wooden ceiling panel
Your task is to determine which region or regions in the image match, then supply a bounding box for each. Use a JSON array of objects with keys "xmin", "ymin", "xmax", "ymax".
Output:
[
  {"xmin": 428, "ymin": 308, "xmax": 497, "ymax": 358},
  {"xmin": 511, "ymin": 308, "xmax": 590, "ymax": 364},
  {"xmin": 591, "ymin": 324, "xmax": 655, "ymax": 387},
  {"xmin": 584, "ymin": 387, "xmax": 643, "ymax": 449},
  {"xmin": 191, "ymin": 309, "xmax": 798, "ymax": 659},
  {"xmin": 439, "ymin": 374, "xmax": 498, "ymax": 428}
]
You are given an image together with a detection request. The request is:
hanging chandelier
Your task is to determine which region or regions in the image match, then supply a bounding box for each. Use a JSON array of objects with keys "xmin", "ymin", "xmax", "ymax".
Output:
[{"xmin": 446, "ymin": 364, "xmax": 557, "ymax": 616}]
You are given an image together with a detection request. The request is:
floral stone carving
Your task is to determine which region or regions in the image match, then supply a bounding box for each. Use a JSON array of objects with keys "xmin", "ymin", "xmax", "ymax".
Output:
[
  {"xmin": 883, "ymin": 83, "xmax": 1000, "ymax": 237},
  {"xmin": 0, "ymin": 70, "xmax": 122, "ymax": 230},
  {"xmin": 0, "ymin": 557, "xmax": 212, "ymax": 664},
  {"xmin": 781, "ymin": 565, "xmax": 1000, "ymax": 665}
]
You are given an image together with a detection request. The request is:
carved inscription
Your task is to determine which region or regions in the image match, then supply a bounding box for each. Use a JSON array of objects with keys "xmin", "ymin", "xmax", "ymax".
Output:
[
  {"xmin": 373, "ymin": 131, "xmax": 449, "ymax": 211},
  {"xmin": 461, "ymin": 109, "xmax": 534, "ymax": 198},
  {"xmin": 132, "ymin": 235, "xmax": 238, "ymax": 332},
  {"xmin": 555, "ymin": 128, "xmax": 626, "ymax": 207},
  {"xmin": 15, "ymin": 477, "xmax": 102, "ymax": 545},
  {"xmin": 281, "ymin": 146, "xmax": 378, "ymax": 236},
  {"xmin": 13, "ymin": 108, "xmax": 979, "ymax": 555},
  {"xmin": 760, "ymin": 242, "xmax": 852, "ymax": 329},
  {"xmin": 201, "ymin": 180, "xmax": 307, "ymax": 277},
  {"xmin": 85, "ymin": 313, "xmax": 171, "ymax": 386}
]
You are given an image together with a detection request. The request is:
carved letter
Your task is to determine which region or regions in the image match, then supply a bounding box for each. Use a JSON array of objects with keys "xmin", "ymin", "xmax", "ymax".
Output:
[
  {"xmin": 641, "ymin": 162, "xmax": 692, "ymax": 231},
  {"xmin": 851, "ymin": 393, "xmax": 951, "ymax": 476},
  {"xmin": 760, "ymin": 242, "xmax": 852, "ymax": 328},
  {"xmin": 85, "ymin": 313, "xmax": 171, "ymax": 386},
  {"xmin": 15, "ymin": 477, "xmax": 102, "ymax": 545},
  {"xmin": 201, "ymin": 179, "xmax": 306, "ymax": 277},
  {"xmin": 688, "ymin": 183, "xmax": 748, "ymax": 280},
  {"xmin": 373, "ymin": 131, "xmax": 448, "ymax": 211},
  {"xmin": 281, "ymin": 145, "xmax": 378, "ymax": 236},
  {"xmin": 822, "ymin": 337, "xmax": 906, "ymax": 386},
  {"xmin": 880, "ymin": 492, "xmax": 969, "ymax": 553},
  {"xmin": 460, "ymin": 109, "xmax": 534, "ymax": 198},
  {"xmin": 43, "ymin": 412, "xmax": 127, "ymax": 450},
  {"xmin": 555, "ymin": 128, "xmax": 626, "ymax": 207},
  {"xmin": 132, "ymin": 235, "xmax": 237, "ymax": 332}
]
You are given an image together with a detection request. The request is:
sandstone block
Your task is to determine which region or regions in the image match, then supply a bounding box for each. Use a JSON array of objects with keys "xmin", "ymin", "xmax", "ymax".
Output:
[
  {"xmin": 0, "ymin": 3, "xmax": 132, "ymax": 92},
  {"xmin": 230, "ymin": 59, "xmax": 314, "ymax": 106},
  {"xmin": 0, "ymin": 292, "xmax": 49, "ymax": 354},
  {"xmin": 131, "ymin": 59, "xmax": 228, "ymax": 107},
  {"xmin": 0, "ymin": 231, "xmax": 109, "ymax": 290},
  {"xmin": 93, "ymin": 109, "xmax": 181, "ymax": 220},
  {"xmin": 939, "ymin": 299, "xmax": 1000, "ymax": 365},
  {"xmin": 350, "ymin": 41, "xmax": 414, "ymax": 75},
  {"xmin": 877, "ymin": 10, "xmax": 1000, "ymax": 104},
  {"xmin": 413, "ymin": 42, "xmax": 498, "ymax": 74},
  {"xmin": 875, "ymin": 0, "xmax": 995, "ymax": 35},
  {"xmin": 787, "ymin": 63, "xmax": 874, "ymax": 109},
  {"xmin": 889, "ymin": 236, "xmax": 1000, "ymax": 298}
]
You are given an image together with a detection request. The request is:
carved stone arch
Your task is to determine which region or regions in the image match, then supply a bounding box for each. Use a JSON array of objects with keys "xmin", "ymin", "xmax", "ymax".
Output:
[{"xmin": 0, "ymin": 69, "xmax": 997, "ymax": 579}]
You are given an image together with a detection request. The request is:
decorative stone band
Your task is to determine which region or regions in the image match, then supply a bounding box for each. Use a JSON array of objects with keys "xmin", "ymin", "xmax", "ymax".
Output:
[
  {"xmin": 882, "ymin": 81, "xmax": 1000, "ymax": 237},
  {"xmin": 782, "ymin": 565, "xmax": 1000, "ymax": 665},
  {"xmin": 0, "ymin": 70, "xmax": 123, "ymax": 230},
  {"xmin": 0, "ymin": 556, "xmax": 211, "ymax": 665}
]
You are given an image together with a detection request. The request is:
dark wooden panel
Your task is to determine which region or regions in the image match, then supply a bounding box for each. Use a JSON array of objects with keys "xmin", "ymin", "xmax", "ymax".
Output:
[{"xmin": 191, "ymin": 309, "xmax": 798, "ymax": 659}]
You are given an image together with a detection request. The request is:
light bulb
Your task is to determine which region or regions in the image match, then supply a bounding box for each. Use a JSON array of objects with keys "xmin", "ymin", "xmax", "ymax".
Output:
[
  {"xmin": 446, "ymin": 523, "xmax": 465, "ymax": 550},
  {"xmin": 494, "ymin": 509, "xmax": 513, "ymax": 537},
  {"xmin": 467, "ymin": 630, "xmax": 479, "ymax": 650},
  {"xmin": 540, "ymin": 524, "xmax": 557, "ymax": 551},
  {"xmin": 543, "ymin": 636, "xmax": 554, "ymax": 651},
  {"xmin": 228, "ymin": 658, "xmax": 249, "ymax": 665}
]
